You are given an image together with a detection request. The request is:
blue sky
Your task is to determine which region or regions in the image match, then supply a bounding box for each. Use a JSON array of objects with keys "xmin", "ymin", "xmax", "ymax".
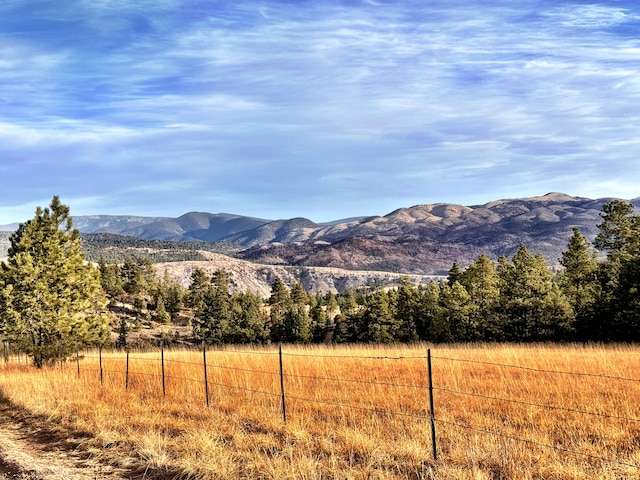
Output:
[{"xmin": 1, "ymin": 0, "xmax": 639, "ymax": 224}]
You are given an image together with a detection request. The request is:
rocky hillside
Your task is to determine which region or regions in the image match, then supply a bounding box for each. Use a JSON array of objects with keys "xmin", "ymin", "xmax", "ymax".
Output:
[
  {"xmin": 155, "ymin": 252, "xmax": 439, "ymax": 297},
  {"xmin": 2, "ymin": 193, "xmax": 638, "ymax": 280},
  {"xmin": 237, "ymin": 193, "xmax": 637, "ymax": 274}
]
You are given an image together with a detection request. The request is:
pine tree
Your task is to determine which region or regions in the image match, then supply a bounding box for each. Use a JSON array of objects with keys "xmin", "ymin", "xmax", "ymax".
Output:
[
  {"xmin": 228, "ymin": 291, "xmax": 268, "ymax": 344},
  {"xmin": 594, "ymin": 200, "xmax": 640, "ymax": 262},
  {"xmin": 268, "ymin": 277, "xmax": 291, "ymax": 342},
  {"xmin": 115, "ymin": 317, "xmax": 129, "ymax": 349},
  {"xmin": 334, "ymin": 288, "xmax": 362, "ymax": 342},
  {"xmin": 395, "ymin": 277, "xmax": 419, "ymax": 341},
  {"xmin": 155, "ymin": 297, "xmax": 171, "ymax": 325},
  {"xmin": 185, "ymin": 268, "xmax": 211, "ymax": 314},
  {"xmin": 283, "ymin": 281, "xmax": 311, "ymax": 343},
  {"xmin": 593, "ymin": 201, "xmax": 640, "ymax": 341},
  {"xmin": 460, "ymin": 255, "xmax": 501, "ymax": 339},
  {"xmin": 437, "ymin": 281, "xmax": 473, "ymax": 341},
  {"xmin": 0, "ymin": 197, "xmax": 111, "ymax": 367},
  {"xmin": 498, "ymin": 244, "xmax": 573, "ymax": 341},
  {"xmin": 361, "ymin": 290, "xmax": 398, "ymax": 343},
  {"xmin": 417, "ymin": 281, "xmax": 441, "ymax": 341},
  {"xmin": 447, "ymin": 262, "xmax": 464, "ymax": 286},
  {"xmin": 557, "ymin": 228, "xmax": 599, "ymax": 338},
  {"xmin": 310, "ymin": 301, "xmax": 328, "ymax": 342},
  {"xmin": 194, "ymin": 270, "xmax": 232, "ymax": 344},
  {"xmin": 155, "ymin": 269, "xmax": 182, "ymax": 320},
  {"xmin": 98, "ymin": 257, "xmax": 123, "ymax": 297}
]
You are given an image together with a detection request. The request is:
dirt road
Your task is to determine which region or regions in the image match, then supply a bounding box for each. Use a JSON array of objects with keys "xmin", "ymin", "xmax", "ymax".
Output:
[{"xmin": 0, "ymin": 395, "xmax": 151, "ymax": 480}]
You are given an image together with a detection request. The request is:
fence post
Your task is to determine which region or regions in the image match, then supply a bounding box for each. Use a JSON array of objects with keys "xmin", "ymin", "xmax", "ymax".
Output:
[
  {"xmin": 203, "ymin": 341, "xmax": 209, "ymax": 407},
  {"xmin": 76, "ymin": 346, "xmax": 80, "ymax": 379},
  {"xmin": 125, "ymin": 348, "xmax": 130, "ymax": 390},
  {"xmin": 427, "ymin": 348, "xmax": 437, "ymax": 462},
  {"xmin": 161, "ymin": 340, "xmax": 166, "ymax": 397},
  {"xmin": 279, "ymin": 344, "xmax": 287, "ymax": 425},
  {"xmin": 3, "ymin": 341, "xmax": 8, "ymax": 363},
  {"xmin": 99, "ymin": 346, "xmax": 103, "ymax": 386}
]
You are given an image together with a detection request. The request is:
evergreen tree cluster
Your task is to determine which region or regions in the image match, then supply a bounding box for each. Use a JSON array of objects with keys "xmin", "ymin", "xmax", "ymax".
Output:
[
  {"xmin": 101, "ymin": 199, "xmax": 640, "ymax": 345},
  {"xmin": 2, "ymin": 198, "xmax": 639, "ymax": 365}
]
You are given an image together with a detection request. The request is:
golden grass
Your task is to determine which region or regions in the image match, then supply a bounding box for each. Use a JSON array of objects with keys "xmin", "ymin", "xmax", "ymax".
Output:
[{"xmin": 0, "ymin": 343, "xmax": 639, "ymax": 479}]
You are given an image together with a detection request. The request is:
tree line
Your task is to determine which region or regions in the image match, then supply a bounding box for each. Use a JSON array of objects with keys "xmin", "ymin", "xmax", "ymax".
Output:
[
  {"xmin": 1, "ymin": 197, "xmax": 639, "ymax": 367},
  {"xmin": 99, "ymin": 199, "xmax": 640, "ymax": 345}
]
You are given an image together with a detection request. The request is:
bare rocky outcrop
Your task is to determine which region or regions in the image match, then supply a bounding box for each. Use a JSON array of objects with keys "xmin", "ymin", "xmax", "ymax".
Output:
[{"xmin": 155, "ymin": 252, "xmax": 439, "ymax": 296}]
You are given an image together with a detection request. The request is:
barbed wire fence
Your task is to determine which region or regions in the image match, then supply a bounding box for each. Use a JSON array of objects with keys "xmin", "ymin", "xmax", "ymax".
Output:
[{"xmin": 1, "ymin": 341, "xmax": 639, "ymax": 471}]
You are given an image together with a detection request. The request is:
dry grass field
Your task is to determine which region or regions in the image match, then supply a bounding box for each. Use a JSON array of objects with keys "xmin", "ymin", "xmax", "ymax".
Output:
[{"xmin": 0, "ymin": 343, "xmax": 639, "ymax": 479}]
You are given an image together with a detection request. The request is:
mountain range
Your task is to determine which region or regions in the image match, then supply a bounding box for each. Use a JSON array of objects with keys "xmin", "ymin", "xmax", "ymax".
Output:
[{"xmin": 2, "ymin": 193, "xmax": 637, "ymax": 276}]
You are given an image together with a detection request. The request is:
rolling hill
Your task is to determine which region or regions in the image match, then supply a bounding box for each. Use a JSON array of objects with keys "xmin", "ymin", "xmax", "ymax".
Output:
[{"xmin": 2, "ymin": 193, "xmax": 638, "ymax": 287}]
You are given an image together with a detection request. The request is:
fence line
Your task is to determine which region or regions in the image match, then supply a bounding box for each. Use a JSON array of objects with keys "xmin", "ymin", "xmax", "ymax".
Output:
[
  {"xmin": 433, "ymin": 385, "xmax": 640, "ymax": 423},
  {"xmin": 432, "ymin": 354, "xmax": 640, "ymax": 383},
  {"xmin": 1, "ymin": 343, "xmax": 638, "ymax": 471}
]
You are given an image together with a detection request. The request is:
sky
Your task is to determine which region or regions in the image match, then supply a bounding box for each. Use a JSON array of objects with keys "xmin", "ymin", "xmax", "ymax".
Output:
[{"xmin": 1, "ymin": 0, "xmax": 639, "ymax": 224}]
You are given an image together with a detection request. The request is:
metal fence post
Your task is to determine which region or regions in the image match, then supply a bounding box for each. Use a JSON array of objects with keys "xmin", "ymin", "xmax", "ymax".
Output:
[
  {"xmin": 161, "ymin": 340, "xmax": 166, "ymax": 397},
  {"xmin": 427, "ymin": 348, "xmax": 437, "ymax": 462},
  {"xmin": 76, "ymin": 346, "xmax": 80, "ymax": 379},
  {"xmin": 279, "ymin": 344, "xmax": 287, "ymax": 425},
  {"xmin": 203, "ymin": 341, "xmax": 209, "ymax": 407},
  {"xmin": 99, "ymin": 346, "xmax": 103, "ymax": 386},
  {"xmin": 125, "ymin": 348, "xmax": 130, "ymax": 390}
]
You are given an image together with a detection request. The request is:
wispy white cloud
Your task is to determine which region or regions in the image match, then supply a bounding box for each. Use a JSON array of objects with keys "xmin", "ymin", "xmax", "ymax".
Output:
[
  {"xmin": 542, "ymin": 4, "xmax": 633, "ymax": 28},
  {"xmin": 0, "ymin": 1, "xmax": 639, "ymax": 222}
]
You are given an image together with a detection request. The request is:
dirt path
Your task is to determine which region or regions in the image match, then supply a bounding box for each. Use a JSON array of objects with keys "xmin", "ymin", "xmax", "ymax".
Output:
[{"xmin": 0, "ymin": 396, "xmax": 156, "ymax": 480}]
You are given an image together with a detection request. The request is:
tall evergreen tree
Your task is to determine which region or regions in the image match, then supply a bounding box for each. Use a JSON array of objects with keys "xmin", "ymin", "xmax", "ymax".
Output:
[
  {"xmin": 557, "ymin": 228, "xmax": 599, "ymax": 339},
  {"xmin": 194, "ymin": 270, "xmax": 232, "ymax": 344},
  {"xmin": 417, "ymin": 281, "xmax": 441, "ymax": 341},
  {"xmin": 498, "ymin": 245, "xmax": 573, "ymax": 341},
  {"xmin": 361, "ymin": 290, "xmax": 398, "ymax": 343},
  {"xmin": 268, "ymin": 277, "xmax": 291, "ymax": 342},
  {"xmin": 283, "ymin": 281, "xmax": 311, "ymax": 343},
  {"xmin": 155, "ymin": 297, "xmax": 171, "ymax": 324},
  {"xmin": 185, "ymin": 268, "xmax": 211, "ymax": 314},
  {"xmin": 447, "ymin": 262, "xmax": 464, "ymax": 286},
  {"xmin": 594, "ymin": 200, "xmax": 640, "ymax": 262},
  {"xmin": 98, "ymin": 257, "xmax": 123, "ymax": 298},
  {"xmin": 593, "ymin": 200, "xmax": 640, "ymax": 340},
  {"xmin": 228, "ymin": 291, "xmax": 268, "ymax": 344},
  {"xmin": 437, "ymin": 281, "xmax": 473, "ymax": 341},
  {"xmin": 309, "ymin": 300, "xmax": 329, "ymax": 342},
  {"xmin": 460, "ymin": 255, "xmax": 501, "ymax": 339},
  {"xmin": 155, "ymin": 269, "xmax": 183, "ymax": 320},
  {"xmin": 0, "ymin": 197, "xmax": 111, "ymax": 367},
  {"xmin": 395, "ymin": 277, "xmax": 419, "ymax": 341}
]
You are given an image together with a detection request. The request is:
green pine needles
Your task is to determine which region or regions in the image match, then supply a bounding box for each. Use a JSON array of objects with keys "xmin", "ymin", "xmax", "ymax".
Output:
[{"xmin": 0, "ymin": 196, "xmax": 111, "ymax": 367}]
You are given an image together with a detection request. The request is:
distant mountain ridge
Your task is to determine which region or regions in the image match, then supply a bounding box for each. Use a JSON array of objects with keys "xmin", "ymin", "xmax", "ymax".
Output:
[
  {"xmin": 2, "ymin": 193, "xmax": 638, "ymax": 275},
  {"xmin": 71, "ymin": 212, "xmax": 272, "ymax": 242}
]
